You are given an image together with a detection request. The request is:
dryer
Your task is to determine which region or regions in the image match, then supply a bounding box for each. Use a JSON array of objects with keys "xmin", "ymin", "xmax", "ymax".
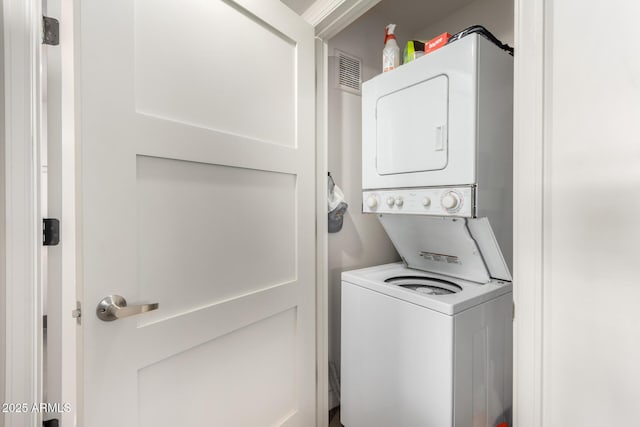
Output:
[
  {"xmin": 362, "ymin": 33, "xmax": 513, "ymax": 190},
  {"xmin": 361, "ymin": 33, "xmax": 514, "ymax": 269}
]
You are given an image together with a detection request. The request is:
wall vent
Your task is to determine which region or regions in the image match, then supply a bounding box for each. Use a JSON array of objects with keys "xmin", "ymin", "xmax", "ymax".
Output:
[{"xmin": 335, "ymin": 49, "xmax": 362, "ymax": 95}]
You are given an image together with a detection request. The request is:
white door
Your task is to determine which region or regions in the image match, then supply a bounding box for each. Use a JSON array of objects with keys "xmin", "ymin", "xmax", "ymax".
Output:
[{"xmin": 78, "ymin": 0, "xmax": 316, "ymax": 426}]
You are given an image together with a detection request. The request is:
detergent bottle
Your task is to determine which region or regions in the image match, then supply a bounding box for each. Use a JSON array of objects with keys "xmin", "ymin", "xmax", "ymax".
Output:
[{"xmin": 382, "ymin": 24, "xmax": 399, "ymax": 72}]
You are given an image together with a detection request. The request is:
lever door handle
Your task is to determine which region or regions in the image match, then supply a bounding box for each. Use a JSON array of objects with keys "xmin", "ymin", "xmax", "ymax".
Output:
[{"xmin": 96, "ymin": 295, "xmax": 159, "ymax": 322}]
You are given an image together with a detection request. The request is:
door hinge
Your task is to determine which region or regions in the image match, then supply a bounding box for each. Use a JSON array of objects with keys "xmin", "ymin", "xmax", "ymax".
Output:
[
  {"xmin": 512, "ymin": 301, "xmax": 515, "ymax": 321},
  {"xmin": 71, "ymin": 301, "xmax": 81, "ymax": 321},
  {"xmin": 43, "ymin": 218, "xmax": 60, "ymax": 246},
  {"xmin": 42, "ymin": 16, "xmax": 60, "ymax": 46}
]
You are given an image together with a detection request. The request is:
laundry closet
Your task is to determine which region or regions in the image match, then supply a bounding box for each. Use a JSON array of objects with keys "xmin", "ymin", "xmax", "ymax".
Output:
[{"xmin": 320, "ymin": 0, "xmax": 515, "ymax": 419}]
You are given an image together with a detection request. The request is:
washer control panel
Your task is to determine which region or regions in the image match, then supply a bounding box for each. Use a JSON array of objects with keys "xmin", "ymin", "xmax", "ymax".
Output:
[{"xmin": 363, "ymin": 187, "xmax": 475, "ymax": 217}]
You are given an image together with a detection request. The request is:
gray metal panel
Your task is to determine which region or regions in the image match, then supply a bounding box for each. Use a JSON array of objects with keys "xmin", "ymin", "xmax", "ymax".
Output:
[
  {"xmin": 475, "ymin": 35, "xmax": 514, "ymax": 272},
  {"xmin": 467, "ymin": 217, "xmax": 512, "ymax": 281},
  {"xmin": 453, "ymin": 293, "xmax": 513, "ymax": 426}
]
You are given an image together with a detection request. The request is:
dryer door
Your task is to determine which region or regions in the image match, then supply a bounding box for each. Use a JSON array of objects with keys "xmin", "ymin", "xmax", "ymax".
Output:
[{"xmin": 376, "ymin": 75, "xmax": 449, "ymax": 175}]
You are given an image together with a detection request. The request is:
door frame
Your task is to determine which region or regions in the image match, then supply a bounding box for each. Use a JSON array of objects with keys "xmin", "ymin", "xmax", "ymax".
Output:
[
  {"xmin": 2, "ymin": 0, "xmax": 44, "ymax": 426},
  {"xmin": 311, "ymin": 0, "xmax": 547, "ymax": 426},
  {"xmin": 512, "ymin": 0, "xmax": 546, "ymax": 425},
  {"xmin": 41, "ymin": 0, "xmax": 79, "ymax": 425}
]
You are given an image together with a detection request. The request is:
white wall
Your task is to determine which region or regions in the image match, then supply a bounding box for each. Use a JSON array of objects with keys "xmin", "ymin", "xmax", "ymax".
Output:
[
  {"xmin": 0, "ymin": 1, "xmax": 6, "ymax": 423},
  {"xmin": 412, "ymin": 0, "xmax": 513, "ymax": 46},
  {"xmin": 326, "ymin": 8, "xmax": 402, "ymax": 405},
  {"xmin": 539, "ymin": 1, "xmax": 640, "ymax": 425}
]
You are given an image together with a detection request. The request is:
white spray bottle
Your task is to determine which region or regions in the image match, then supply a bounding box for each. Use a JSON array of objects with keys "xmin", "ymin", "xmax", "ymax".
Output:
[{"xmin": 382, "ymin": 24, "xmax": 399, "ymax": 72}]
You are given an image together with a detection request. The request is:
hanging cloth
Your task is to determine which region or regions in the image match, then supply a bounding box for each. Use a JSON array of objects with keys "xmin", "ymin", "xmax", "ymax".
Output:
[{"xmin": 328, "ymin": 173, "xmax": 348, "ymax": 233}]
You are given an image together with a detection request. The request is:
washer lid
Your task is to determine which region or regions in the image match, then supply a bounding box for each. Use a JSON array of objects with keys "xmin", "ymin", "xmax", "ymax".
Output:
[{"xmin": 377, "ymin": 215, "xmax": 512, "ymax": 284}]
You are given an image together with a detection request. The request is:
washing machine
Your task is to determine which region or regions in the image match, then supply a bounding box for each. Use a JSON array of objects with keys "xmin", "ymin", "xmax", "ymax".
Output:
[
  {"xmin": 341, "ymin": 214, "xmax": 513, "ymax": 427},
  {"xmin": 341, "ymin": 262, "xmax": 512, "ymax": 427}
]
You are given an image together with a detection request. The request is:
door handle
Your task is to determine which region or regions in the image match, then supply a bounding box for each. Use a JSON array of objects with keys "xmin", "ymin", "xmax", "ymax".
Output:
[
  {"xmin": 96, "ymin": 295, "xmax": 159, "ymax": 322},
  {"xmin": 434, "ymin": 125, "xmax": 446, "ymax": 151}
]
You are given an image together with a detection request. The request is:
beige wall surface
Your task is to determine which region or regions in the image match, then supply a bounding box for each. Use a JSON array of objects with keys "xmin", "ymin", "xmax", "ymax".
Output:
[
  {"xmin": 413, "ymin": 0, "xmax": 513, "ymax": 46},
  {"xmin": 0, "ymin": 0, "xmax": 7, "ymax": 423},
  {"xmin": 326, "ymin": 8, "xmax": 403, "ymax": 404},
  {"xmin": 541, "ymin": 1, "xmax": 640, "ymax": 425}
]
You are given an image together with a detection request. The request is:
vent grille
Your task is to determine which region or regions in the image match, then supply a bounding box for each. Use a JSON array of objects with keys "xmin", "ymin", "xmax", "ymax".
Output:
[{"xmin": 335, "ymin": 49, "xmax": 362, "ymax": 95}]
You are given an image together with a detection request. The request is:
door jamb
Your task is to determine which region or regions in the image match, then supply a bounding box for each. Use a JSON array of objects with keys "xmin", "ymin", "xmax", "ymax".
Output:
[
  {"xmin": 513, "ymin": 0, "xmax": 546, "ymax": 425},
  {"xmin": 42, "ymin": 0, "xmax": 79, "ymax": 425},
  {"xmin": 2, "ymin": 0, "xmax": 44, "ymax": 425},
  {"xmin": 314, "ymin": 37, "xmax": 329, "ymax": 427}
]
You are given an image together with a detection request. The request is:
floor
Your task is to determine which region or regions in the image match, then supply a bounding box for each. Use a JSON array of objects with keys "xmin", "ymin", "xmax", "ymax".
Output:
[{"xmin": 329, "ymin": 407, "xmax": 342, "ymax": 427}]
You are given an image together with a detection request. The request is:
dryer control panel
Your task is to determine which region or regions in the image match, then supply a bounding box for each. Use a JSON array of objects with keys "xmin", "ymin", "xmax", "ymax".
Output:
[{"xmin": 363, "ymin": 186, "xmax": 475, "ymax": 217}]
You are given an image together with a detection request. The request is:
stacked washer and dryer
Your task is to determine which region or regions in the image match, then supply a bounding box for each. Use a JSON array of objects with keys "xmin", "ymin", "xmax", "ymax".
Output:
[{"xmin": 341, "ymin": 34, "xmax": 514, "ymax": 427}]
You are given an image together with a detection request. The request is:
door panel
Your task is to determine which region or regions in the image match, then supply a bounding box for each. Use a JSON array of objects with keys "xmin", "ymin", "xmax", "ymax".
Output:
[
  {"xmin": 134, "ymin": 0, "xmax": 296, "ymax": 146},
  {"xmin": 79, "ymin": 0, "xmax": 315, "ymax": 425},
  {"xmin": 136, "ymin": 156, "xmax": 297, "ymax": 324},
  {"xmin": 138, "ymin": 308, "xmax": 298, "ymax": 427}
]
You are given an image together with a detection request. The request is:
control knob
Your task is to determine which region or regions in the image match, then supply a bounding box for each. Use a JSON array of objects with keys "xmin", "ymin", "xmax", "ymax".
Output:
[
  {"xmin": 441, "ymin": 192, "xmax": 461, "ymax": 210},
  {"xmin": 386, "ymin": 197, "xmax": 396, "ymax": 207},
  {"xmin": 366, "ymin": 195, "xmax": 379, "ymax": 209},
  {"xmin": 422, "ymin": 197, "xmax": 431, "ymax": 207},
  {"xmin": 395, "ymin": 197, "xmax": 404, "ymax": 207}
]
